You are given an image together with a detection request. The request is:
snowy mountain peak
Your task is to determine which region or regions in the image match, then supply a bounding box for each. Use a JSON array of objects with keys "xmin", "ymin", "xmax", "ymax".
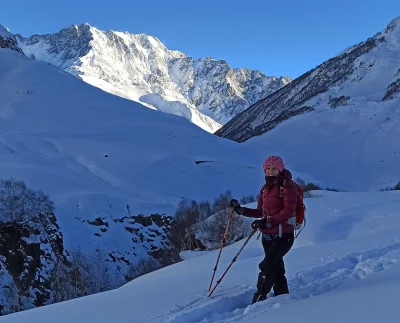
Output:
[
  {"xmin": 0, "ymin": 24, "xmax": 12, "ymax": 38},
  {"xmin": 0, "ymin": 24, "xmax": 23, "ymax": 53},
  {"xmin": 16, "ymin": 23, "xmax": 291, "ymax": 130},
  {"xmin": 67, "ymin": 22, "xmax": 92, "ymax": 32},
  {"xmin": 48, "ymin": 22, "xmax": 93, "ymax": 38},
  {"xmin": 386, "ymin": 16, "xmax": 400, "ymax": 30},
  {"xmin": 80, "ymin": 22, "xmax": 92, "ymax": 28}
]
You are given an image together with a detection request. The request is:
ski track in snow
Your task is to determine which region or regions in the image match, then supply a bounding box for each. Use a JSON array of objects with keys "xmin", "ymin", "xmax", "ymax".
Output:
[
  {"xmin": 141, "ymin": 286, "xmax": 250, "ymax": 323},
  {"xmin": 161, "ymin": 241, "xmax": 400, "ymax": 323}
]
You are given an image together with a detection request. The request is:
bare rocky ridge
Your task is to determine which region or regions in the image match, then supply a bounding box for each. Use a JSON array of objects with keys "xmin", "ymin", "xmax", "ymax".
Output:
[{"xmin": 216, "ymin": 17, "xmax": 400, "ymax": 142}]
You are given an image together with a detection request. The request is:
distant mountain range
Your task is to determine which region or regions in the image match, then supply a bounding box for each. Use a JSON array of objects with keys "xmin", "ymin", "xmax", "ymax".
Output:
[{"xmin": 16, "ymin": 23, "xmax": 290, "ymax": 132}]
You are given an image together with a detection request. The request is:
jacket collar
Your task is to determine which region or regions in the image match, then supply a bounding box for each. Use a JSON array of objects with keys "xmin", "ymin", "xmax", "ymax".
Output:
[{"xmin": 266, "ymin": 169, "xmax": 292, "ymax": 187}]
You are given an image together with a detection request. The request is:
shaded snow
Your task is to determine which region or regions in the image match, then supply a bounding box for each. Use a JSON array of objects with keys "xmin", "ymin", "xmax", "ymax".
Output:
[
  {"xmin": 241, "ymin": 96, "xmax": 400, "ymax": 191},
  {"xmin": 0, "ymin": 48, "xmax": 262, "ymax": 272},
  {"xmin": 2, "ymin": 190, "xmax": 400, "ymax": 323}
]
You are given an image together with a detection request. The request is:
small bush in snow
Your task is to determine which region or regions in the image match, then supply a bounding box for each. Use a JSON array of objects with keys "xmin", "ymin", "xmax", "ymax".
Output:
[
  {"xmin": 168, "ymin": 190, "xmax": 255, "ymax": 253},
  {"xmin": 240, "ymin": 194, "xmax": 256, "ymax": 204},
  {"xmin": 126, "ymin": 257, "xmax": 160, "ymax": 280},
  {"xmin": 295, "ymin": 177, "xmax": 338, "ymax": 193},
  {"xmin": 174, "ymin": 198, "xmax": 200, "ymax": 226},
  {"xmin": 381, "ymin": 181, "xmax": 400, "ymax": 191},
  {"xmin": 304, "ymin": 191, "xmax": 322, "ymax": 198},
  {"xmin": 198, "ymin": 201, "xmax": 212, "ymax": 222},
  {"xmin": 325, "ymin": 187, "xmax": 339, "ymax": 192},
  {"xmin": 197, "ymin": 208, "xmax": 249, "ymax": 249},
  {"xmin": 0, "ymin": 177, "xmax": 54, "ymax": 223},
  {"xmin": 169, "ymin": 198, "xmax": 205, "ymax": 252},
  {"xmin": 295, "ymin": 177, "xmax": 322, "ymax": 192},
  {"xmin": 51, "ymin": 248, "xmax": 119, "ymax": 303},
  {"xmin": 212, "ymin": 190, "xmax": 233, "ymax": 214}
]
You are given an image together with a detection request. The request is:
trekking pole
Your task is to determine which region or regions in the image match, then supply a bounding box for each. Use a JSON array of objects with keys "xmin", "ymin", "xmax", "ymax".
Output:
[
  {"xmin": 208, "ymin": 229, "xmax": 257, "ymax": 297},
  {"xmin": 295, "ymin": 217, "xmax": 306, "ymax": 238},
  {"xmin": 208, "ymin": 208, "xmax": 235, "ymax": 291}
]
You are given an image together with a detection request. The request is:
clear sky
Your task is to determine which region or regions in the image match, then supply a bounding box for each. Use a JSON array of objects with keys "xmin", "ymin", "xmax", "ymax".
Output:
[{"xmin": 1, "ymin": 0, "xmax": 399, "ymax": 78}]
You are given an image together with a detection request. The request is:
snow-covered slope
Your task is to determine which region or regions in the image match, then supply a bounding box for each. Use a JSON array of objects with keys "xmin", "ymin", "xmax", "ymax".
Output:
[
  {"xmin": 216, "ymin": 17, "xmax": 400, "ymax": 191},
  {"xmin": 15, "ymin": 23, "xmax": 291, "ymax": 130},
  {"xmin": 3, "ymin": 190, "xmax": 400, "ymax": 323},
  {"xmin": 0, "ymin": 45, "xmax": 264, "ymax": 280}
]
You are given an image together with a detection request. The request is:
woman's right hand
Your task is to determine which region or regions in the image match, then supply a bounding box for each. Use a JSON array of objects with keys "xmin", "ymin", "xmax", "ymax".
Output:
[{"xmin": 230, "ymin": 199, "xmax": 243, "ymax": 215}]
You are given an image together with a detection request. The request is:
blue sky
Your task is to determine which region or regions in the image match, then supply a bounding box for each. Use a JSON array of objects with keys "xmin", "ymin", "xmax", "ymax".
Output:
[{"xmin": 1, "ymin": 0, "xmax": 399, "ymax": 78}]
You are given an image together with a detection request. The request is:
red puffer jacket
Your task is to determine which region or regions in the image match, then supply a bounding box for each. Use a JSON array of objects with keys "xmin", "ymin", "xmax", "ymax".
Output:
[{"xmin": 242, "ymin": 169, "xmax": 298, "ymax": 235}]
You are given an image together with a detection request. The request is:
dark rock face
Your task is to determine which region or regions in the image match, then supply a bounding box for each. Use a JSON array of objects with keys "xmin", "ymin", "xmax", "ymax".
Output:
[
  {"xmin": 84, "ymin": 212, "xmax": 174, "ymax": 264},
  {"xmin": 383, "ymin": 78, "xmax": 400, "ymax": 101},
  {"xmin": 0, "ymin": 26, "xmax": 23, "ymax": 53},
  {"xmin": 17, "ymin": 24, "xmax": 92, "ymax": 68},
  {"xmin": 329, "ymin": 95, "xmax": 351, "ymax": 108},
  {"xmin": 0, "ymin": 213, "xmax": 67, "ymax": 315}
]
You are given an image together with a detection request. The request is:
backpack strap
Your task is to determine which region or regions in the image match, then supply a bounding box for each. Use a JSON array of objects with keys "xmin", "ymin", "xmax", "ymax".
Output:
[
  {"xmin": 259, "ymin": 184, "xmax": 266, "ymax": 219},
  {"xmin": 279, "ymin": 179, "xmax": 299, "ymax": 237},
  {"xmin": 259, "ymin": 184, "xmax": 266, "ymax": 195},
  {"xmin": 278, "ymin": 180, "xmax": 286, "ymax": 237}
]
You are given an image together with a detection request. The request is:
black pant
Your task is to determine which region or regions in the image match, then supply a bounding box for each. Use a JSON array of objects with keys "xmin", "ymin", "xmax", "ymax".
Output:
[{"xmin": 255, "ymin": 234, "xmax": 294, "ymax": 298}]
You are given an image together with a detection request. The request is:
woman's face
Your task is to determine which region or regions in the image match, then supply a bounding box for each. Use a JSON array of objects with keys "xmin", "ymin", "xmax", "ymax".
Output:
[{"xmin": 265, "ymin": 166, "xmax": 280, "ymax": 176}]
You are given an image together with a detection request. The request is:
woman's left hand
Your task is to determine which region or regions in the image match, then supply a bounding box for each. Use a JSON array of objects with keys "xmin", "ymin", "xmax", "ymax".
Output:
[{"xmin": 251, "ymin": 218, "xmax": 273, "ymax": 230}]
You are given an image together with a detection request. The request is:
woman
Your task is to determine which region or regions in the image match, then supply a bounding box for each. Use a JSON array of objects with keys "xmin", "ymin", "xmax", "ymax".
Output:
[{"xmin": 230, "ymin": 155, "xmax": 297, "ymax": 304}]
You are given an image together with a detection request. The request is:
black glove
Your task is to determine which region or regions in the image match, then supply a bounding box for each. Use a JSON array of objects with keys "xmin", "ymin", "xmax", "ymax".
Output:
[
  {"xmin": 251, "ymin": 218, "xmax": 272, "ymax": 231},
  {"xmin": 229, "ymin": 199, "xmax": 243, "ymax": 215}
]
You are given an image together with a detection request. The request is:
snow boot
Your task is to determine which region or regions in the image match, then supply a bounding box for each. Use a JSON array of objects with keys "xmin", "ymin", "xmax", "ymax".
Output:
[
  {"xmin": 251, "ymin": 272, "xmax": 268, "ymax": 304},
  {"xmin": 251, "ymin": 292, "xmax": 267, "ymax": 304},
  {"xmin": 273, "ymin": 284, "xmax": 289, "ymax": 297}
]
